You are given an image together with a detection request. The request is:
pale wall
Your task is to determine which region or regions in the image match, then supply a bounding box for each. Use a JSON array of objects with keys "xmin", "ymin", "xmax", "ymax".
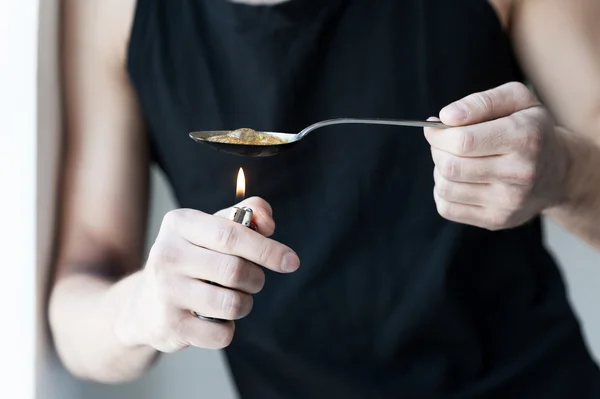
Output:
[
  {"xmin": 1, "ymin": 0, "xmax": 84, "ymax": 398},
  {"xmin": 0, "ymin": 1, "xmax": 38, "ymax": 397}
]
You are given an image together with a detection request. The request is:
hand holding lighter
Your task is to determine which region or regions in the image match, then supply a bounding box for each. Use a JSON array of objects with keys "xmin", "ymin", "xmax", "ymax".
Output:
[{"xmin": 196, "ymin": 206, "xmax": 256, "ymax": 323}]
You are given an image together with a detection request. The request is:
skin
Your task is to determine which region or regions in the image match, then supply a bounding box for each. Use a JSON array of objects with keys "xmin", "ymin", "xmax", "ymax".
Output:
[
  {"xmin": 426, "ymin": 84, "xmax": 570, "ymax": 231},
  {"xmin": 49, "ymin": 0, "xmax": 600, "ymax": 384},
  {"xmin": 52, "ymin": 0, "xmax": 299, "ymax": 383},
  {"xmin": 425, "ymin": 0, "xmax": 600, "ymax": 250}
]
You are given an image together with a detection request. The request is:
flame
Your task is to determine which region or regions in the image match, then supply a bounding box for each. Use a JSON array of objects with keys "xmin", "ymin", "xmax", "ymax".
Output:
[{"xmin": 236, "ymin": 167, "xmax": 246, "ymax": 200}]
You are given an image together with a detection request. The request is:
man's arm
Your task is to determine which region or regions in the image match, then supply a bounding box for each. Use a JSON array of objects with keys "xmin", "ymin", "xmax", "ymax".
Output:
[
  {"xmin": 49, "ymin": 0, "xmax": 157, "ymax": 382},
  {"xmin": 510, "ymin": 0, "xmax": 600, "ymax": 249}
]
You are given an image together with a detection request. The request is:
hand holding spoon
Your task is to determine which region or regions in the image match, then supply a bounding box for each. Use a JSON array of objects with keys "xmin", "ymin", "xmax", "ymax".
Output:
[{"xmin": 189, "ymin": 118, "xmax": 449, "ymax": 157}]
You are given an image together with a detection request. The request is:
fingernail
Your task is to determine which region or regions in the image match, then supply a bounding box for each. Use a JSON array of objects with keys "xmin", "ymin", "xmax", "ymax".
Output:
[
  {"xmin": 282, "ymin": 252, "xmax": 300, "ymax": 272},
  {"xmin": 440, "ymin": 103, "xmax": 468, "ymax": 122}
]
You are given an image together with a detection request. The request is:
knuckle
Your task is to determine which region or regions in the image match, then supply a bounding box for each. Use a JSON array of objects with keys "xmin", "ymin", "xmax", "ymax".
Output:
[
  {"xmin": 535, "ymin": 106, "xmax": 552, "ymax": 121},
  {"xmin": 522, "ymin": 123, "xmax": 543, "ymax": 153},
  {"xmin": 210, "ymin": 324, "xmax": 235, "ymax": 349},
  {"xmin": 472, "ymin": 91, "xmax": 495, "ymax": 113},
  {"xmin": 215, "ymin": 224, "xmax": 238, "ymax": 249},
  {"xmin": 151, "ymin": 240, "xmax": 182, "ymax": 266},
  {"xmin": 493, "ymin": 186, "xmax": 517, "ymax": 210},
  {"xmin": 504, "ymin": 117, "xmax": 523, "ymax": 149},
  {"xmin": 497, "ymin": 169, "xmax": 517, "ymax": 183},
  {"xmin": 435, "ymin": 177, "xmax": 453, "ymax": 200},
  {"xmin": 508, "ymin": 188, "xmax": 529, "ymax": 209},
  {"xmin": 222, "ymin": 292, "xmax": 251, "ymax": 319},
  {"xmin": 440, "ymin": 157, "xmax": 461, "ymax": 180},
  {"xmin": 254, "ymin": 270, "xmax": 266, "ymax": 293},
  {"xmin": 497, "ymin": 194, "xmax": 512, "ymax": 210},
  {"xmin": 475, "ymin": 163, "xmax": 494, "ymax": 181},
  {"xmin": 162, "ymin": 208, "xmax": 199, "ymax": 233},
  {"xmin": 162, "ymin": 209, "xmax": 183, "ymax": 230},
  {"xmin": 511, "ymin": 82, "xmax": 536, "ymax": 102},
  {"xmin": 222, "ymin": 257, "xmax": 249, "ymax": 286},
  {"xmin": 505, "ymin": 115, "xmax": 521, "ymax": 134},
  {"xmin": 510, "ymin": 113, "xmax": 542, "ymax": 153},
  {"xmin": 496, "ymin": 192, "xmax": 513, "ymax": 210},
  {"xmin": 485, "ymin": 211, "xmax": 510, "ymax": 231},
  {"xmin": 498, "ymin": 193, "xmax": 519, "ymax": 210},
  {"xmin": 457, "ymin": 129, "xmax": 476, "ymax": 155},
  {"xmin": 515, "ymin": 164, "xmax": 537, "ymax": 185},
  {"xmin": 499, "ymin": 163, "xmax": 537, "ymax": 186}
]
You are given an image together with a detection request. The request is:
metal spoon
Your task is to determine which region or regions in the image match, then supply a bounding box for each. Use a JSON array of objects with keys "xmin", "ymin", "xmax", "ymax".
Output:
[{"xmin": 189, "ymin": 118, "xmax": 449, "ymax": 157}]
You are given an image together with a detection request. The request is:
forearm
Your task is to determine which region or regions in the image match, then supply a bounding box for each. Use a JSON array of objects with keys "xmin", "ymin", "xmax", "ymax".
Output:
[
  {"xmin": 545, "ymin": 127, "xmax": 600, "ymax": 250},
  {"xmin": 49, "ymin": 271, "xmax": 159, "ymax": 383}
]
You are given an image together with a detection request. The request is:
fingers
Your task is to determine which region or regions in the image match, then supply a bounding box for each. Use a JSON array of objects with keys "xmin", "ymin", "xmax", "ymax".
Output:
[
  {"xmin": 165, "ymin": 278, "xmax": 254, "ymax": 321},
  {"xmin": 190, "ymin": 247, "xmax": 265, "ymax": 294},
  {"xmin": 425, "ymin": 114, "xmax": 526, "ymax": 157},
  {"xmin": 175, "ymin": 316, "xmax": 235, "ymax": 350},
  {"xmin": 433, "ymin": 168, "xmax": 526, "ymax": 209},
  {"xmin": 149, "ymin": 236, "xmax": 265, "ymax": 294},
  {"xmin": 427, "ymin": 83, "xmax": 553, "ymax": 232},
  {"xmin": 180, "ymin": 245, "xmax": 265, "ymax": 294},
  {"xmin": 161, "ymin": 208, "xmax": 300, "ymax": 274},
  {"xmin": 438, "ymin": 81, "xmax": 540, "ymax": 126},
  {"xmin": 215, "ymin": 196, "xmax": 275, "ymax": 237},
  {"xmin": 430, "ymin": 146, "xmax": 497, "ymax": 183},
  {"xmin": 434, "ymin": 168, "xmax": 489, "ymax": 206},
  {"xmin": 430, "ymin": 147, "xmax": 537, "ymax": 186},
  {"xmin": 433, "ymin": 189, "xmax": 513, "ymax": 231},
  {"xmin": 141, "ymin": 198, "xmax": 288, "ymax": 353}
]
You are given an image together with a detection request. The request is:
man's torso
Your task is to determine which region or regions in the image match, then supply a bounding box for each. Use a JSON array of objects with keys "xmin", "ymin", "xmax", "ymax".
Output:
[{"xmin": 114, "ymin": 0, "xmax": 600, "ymax": 397}]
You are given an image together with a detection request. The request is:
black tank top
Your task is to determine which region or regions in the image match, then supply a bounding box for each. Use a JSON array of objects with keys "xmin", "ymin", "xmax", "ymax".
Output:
[{"xmin": 127, "ymin": 1, "xmax": 600, "ymax": 397}]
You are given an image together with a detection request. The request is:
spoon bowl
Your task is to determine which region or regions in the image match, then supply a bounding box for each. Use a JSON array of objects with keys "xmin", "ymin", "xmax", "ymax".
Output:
[
  {"xmin": 189, "ymin": 130, "xmax": 298, "ymax": 157},
  {"xmin": 189, "ymin": 118, "xmax": 448, "ymax": 157}
]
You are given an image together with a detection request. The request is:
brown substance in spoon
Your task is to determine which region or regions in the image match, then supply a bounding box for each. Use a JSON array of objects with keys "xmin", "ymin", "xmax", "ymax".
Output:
[{"xmin": 207, "ymin": 128, "xmax": 288, "ymax": 145}]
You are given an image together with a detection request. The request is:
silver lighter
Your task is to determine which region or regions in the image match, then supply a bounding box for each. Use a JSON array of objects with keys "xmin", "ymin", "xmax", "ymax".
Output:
[
  {"xmin": 196, "ymin": 206, "xmax": 256, "ymax": 323},
  {"xmin": 229, "ymin": 206, "xmax": 257, "ymax": 230}
]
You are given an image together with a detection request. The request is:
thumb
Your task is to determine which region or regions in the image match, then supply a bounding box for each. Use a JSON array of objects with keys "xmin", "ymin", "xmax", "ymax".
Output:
[{"xmin": 439, "ymin": 82, "xmax": 539, "ymax": 126}]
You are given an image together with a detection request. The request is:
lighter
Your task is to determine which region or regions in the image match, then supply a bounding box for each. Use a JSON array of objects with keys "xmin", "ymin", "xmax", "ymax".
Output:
[
  {"xmin": 229, "ymin": 206, "xmax": 257, "ymax": 231},
  {"xmin": 195, "ymin": 205, "xmax": 256, "ymax": 323}
]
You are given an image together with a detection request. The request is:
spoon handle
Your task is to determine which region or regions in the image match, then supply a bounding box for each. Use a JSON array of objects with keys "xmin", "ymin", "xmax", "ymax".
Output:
[{"xmin": 298, "ymin": 118, "xmax": 448, "ymax": 139}]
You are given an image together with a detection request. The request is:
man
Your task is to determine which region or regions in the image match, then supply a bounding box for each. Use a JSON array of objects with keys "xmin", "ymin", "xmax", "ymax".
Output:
[{"xmin": 50, "ymin": 0, "xmax": 600, "ymax": 397}]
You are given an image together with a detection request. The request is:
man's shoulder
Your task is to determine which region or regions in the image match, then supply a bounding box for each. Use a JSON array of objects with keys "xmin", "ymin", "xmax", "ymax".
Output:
[
  {"xmin": 63, "ymin": 0, "xmax": 137, "ymax": 68},
  {"xmin": 106, "ymin": 0, "xmax": 138, "ymax": 67}
]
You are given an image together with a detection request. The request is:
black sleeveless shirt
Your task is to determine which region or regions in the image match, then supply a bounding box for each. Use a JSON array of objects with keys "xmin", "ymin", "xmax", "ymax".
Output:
[{"xmin": 127, "ymin": 1, "xmax": 600, "ymax": 397}]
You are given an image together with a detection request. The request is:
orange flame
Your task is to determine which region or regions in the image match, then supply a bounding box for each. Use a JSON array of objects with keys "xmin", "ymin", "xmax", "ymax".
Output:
[{"xmin": 236, "ymin": 167, "xmax": 246, "ymax": 201}]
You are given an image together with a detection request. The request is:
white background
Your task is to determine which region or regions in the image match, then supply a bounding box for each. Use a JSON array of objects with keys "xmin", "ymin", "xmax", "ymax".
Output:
[{"xmin": 1, "ymin": 1, "xmax": 599, "ymax": 398}]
